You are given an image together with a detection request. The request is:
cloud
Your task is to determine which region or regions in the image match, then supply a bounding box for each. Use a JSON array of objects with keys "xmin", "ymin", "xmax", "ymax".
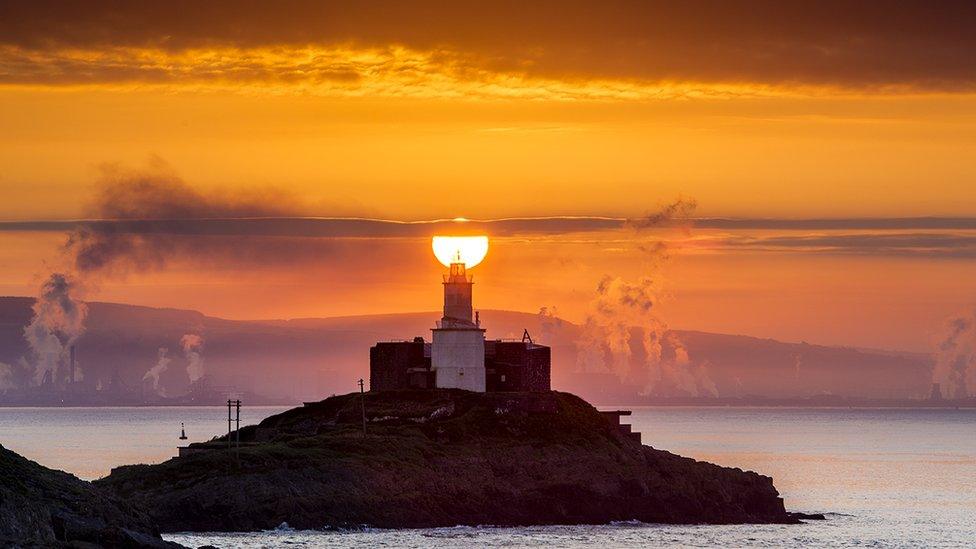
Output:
[
  {"xmin": 700, "ymin": 232, "xmax": 976, "ymax": 258},
  {"xmin": 693, "ymin": 217, "xmax": 976, "ymax": 231},
  {"xmin": 4, "ymin": 214, "xmax": 976, "ymax": 238},
  {"xmin": 0, "ymin": 44, "xmax": 775, "ymax": 101},
  {"xmin": 2, "ymin": 162, "xmax": 975, "ymax": 262},
  {"xmin": 2, "ymin": 1, "xmax": 976, "ymax": 93}
]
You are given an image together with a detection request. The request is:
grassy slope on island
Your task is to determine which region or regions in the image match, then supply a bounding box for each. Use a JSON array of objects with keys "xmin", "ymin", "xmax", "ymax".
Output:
[{"xmin": 99, "ymin": 390, "xmax": 790, "ymax": 531}]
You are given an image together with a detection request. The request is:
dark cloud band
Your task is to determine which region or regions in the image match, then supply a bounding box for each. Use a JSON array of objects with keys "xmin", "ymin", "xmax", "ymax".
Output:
[
  {"xmin": 6, "ymin": 216, "xmax": 976, "ymax": 260},
  {"xmin": 3, "ymin": 216, "xmax": 976, "ymax": 237},
  {"xmin": 2, "ymin": 1, "xmax": 976, "ymax": 90}
]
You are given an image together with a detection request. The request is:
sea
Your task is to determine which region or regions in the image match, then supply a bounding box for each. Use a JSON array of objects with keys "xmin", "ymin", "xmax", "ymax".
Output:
[{"xmin": 0, "ymin": 406, "xmax": 973, "ymax": 548}]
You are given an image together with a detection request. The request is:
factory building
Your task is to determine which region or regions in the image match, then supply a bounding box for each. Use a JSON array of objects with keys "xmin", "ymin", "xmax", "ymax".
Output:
[{"xmin": 370, "ymin": 257, "xmax": 550, "ymax": 393}]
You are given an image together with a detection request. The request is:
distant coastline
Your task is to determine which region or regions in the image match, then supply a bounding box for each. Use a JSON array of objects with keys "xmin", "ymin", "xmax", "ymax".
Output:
[
  {"xmin": 615, "ymin": 396, "xmax": 976, "ymax": 409},
  {"xmin": 1, "ymin": 397, "xmax": 972, "ymax": 409},
  {"xmin": 0, "ymin": 298, "xmax": 949, "ymax": 409}
]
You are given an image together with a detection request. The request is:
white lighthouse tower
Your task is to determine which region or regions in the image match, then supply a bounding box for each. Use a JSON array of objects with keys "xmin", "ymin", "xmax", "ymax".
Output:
[{"xmin": 431, "ymin": 254, "xmax": 486, "ymax": 392}]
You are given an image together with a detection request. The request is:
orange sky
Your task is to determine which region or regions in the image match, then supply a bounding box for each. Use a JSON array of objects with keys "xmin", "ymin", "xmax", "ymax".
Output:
[{"xmin": 1, "ymin": 1, "xmax": 976, "ymax": 352}]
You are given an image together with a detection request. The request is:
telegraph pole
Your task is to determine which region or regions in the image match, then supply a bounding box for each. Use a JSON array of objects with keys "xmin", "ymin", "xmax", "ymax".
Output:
[
  {"xmin": 358, "ymin": 378, "xmax": 367, "ymax": 438},
  {"xmin": 227, "ymin": 399, "xmax": 232, "ymax": 451},
  {"xmin": 227, "ymin": 398, "xmax": 242, "ymax": 452},
  {"xmin": 234, "ymin": 399, "xmax": 241, "ymax": 463}
]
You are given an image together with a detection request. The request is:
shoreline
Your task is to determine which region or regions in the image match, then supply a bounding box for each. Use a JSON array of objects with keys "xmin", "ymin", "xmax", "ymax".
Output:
[{"xmin": 1, "ymin": 401, "xmax": 973, "ymax": 410}]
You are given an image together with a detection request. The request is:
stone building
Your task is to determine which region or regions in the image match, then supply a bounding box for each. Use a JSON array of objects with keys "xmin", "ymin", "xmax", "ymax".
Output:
[
  {"xmin": 370, "ymin": 336, "xmax": 551, "ymax": 392},
  {"xmin": 369, "ymin": 258, "xmax": 550, "ymax": 393}
]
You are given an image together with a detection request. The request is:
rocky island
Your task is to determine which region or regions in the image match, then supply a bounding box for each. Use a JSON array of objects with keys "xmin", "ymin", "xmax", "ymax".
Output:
[
  {"xmin": 0, "ymin": 444, "xmax": 180, "ymax": 548},
  {"xmin": 6, "ymin": 252, "xmax": 806, "ymax": 542},
  {"xmin": 98, "ymin": 389, "xmax": 794, "ymax": 532}
]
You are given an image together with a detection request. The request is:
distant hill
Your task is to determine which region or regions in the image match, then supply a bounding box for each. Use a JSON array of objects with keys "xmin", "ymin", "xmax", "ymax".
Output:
[{"xmin": 0, "ymin": 297, "xmax": 932, "ymax": 404}]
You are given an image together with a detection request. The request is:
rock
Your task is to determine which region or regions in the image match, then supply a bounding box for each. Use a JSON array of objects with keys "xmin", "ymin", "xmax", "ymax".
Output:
[
  {"xmin": 788, "ymin": 512, "xmax": 827, "ymax": 521},
  {"xmin": 0, "ymin": 444, "xmax": 183, "ymax": 548},
  {"xmin": 98, "ymin": 390, "xmax": 795, "ymax": 531}
]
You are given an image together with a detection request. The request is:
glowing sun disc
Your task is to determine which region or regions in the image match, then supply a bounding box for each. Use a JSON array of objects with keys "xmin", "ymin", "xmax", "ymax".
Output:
[{"xmin": 432, "ymin": 236, "xmax": 489, "ymax": 268}]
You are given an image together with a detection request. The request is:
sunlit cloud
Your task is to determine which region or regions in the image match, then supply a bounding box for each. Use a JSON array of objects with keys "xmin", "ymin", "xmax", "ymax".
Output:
[
  {"xmin": 4, "ymin": 2, "xmax": 976, "ymax": 93},
  {"xmin": 0, "ymin": 45, "xmax": 845, "ymax": 101}
]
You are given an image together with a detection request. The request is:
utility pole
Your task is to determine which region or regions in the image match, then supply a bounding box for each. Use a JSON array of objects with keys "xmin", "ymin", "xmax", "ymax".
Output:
[
  {"xmin": 227, "ymin": 398, "xmax": 241, "ymax": 452},
  {"xmin": 227, "ymin": 399, "xmax": 232, "ymax": 451},
  {"xmin": 358, "ymin": 378, "xmax": 367, "ymax": 438},
  {"xmin": 235, "ymin": 399, "xmax": 241, "ymax": 462}
]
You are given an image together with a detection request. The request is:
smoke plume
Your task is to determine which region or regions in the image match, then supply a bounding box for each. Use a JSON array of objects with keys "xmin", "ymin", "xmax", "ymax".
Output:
[
  {"xmin": 537, "ymin": 306, "xmax": 562, "ymax": 344},
  {"xmin": 625, "ymin": 198, "xmax": 697, "ymax": 230},
  {"xmin": 181, "ymin": 334, "xmax": 206, "ymax": 384},
  {"xmin": 932, "ymin": 310, "xmax": 976, "ymax": 399},
  {"xmin": 64, "ymin": 158, "xmax": 301, "ymax": 276},
  {"xmin": 143, "ymin": 347, "xmax": 171, "ymax": 395},
  {"xmin": 0, "ymin": 363, "xmax": 14, "ymax": 391},
  {"xmin": 23, "ymin": 273, "xmax": 88, "ymax": 385},
  {"xmin": 20, "ymin": 159, "xmax": 303, "ymax": 384},
  {"xmin": 576, "ymin": 198, "xmax": 717, "ymax": 397}
]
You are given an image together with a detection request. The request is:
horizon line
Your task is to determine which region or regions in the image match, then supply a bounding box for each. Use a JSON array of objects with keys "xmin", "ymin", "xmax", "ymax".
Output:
[{"xmin": 2, "ymin": 215, "xmax": 976, "ymax": 235}]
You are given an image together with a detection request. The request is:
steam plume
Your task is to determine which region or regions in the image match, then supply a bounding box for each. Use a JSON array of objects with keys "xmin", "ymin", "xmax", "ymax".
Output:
[
  {"xmin": 23, "ymin": 273, "xmax": 88, "ymax": 385},
  {"xmin": 21, "ymin": 159, "xmax": 300, "ymax": 383},
  {"xmin": 0, "ymin": 363, "xmax": 14, "ymax": 391},
  {"xmin": 537, "ymin": 306, "xmax": 562, "ymax": 344},
  {"xmin": 182, "ymin": 334, "xmax": 206, "ymax": 383},
  {"xmin": 143, "ymin": 347, "xmax": 171, "ymax": 396},
  {"xmin": 576, "ymin": 198, "xmax": 717, "ymax": 397},
  {"xmin": 933, "ymin": 310, "xmax": 976, "ymax": 399}
]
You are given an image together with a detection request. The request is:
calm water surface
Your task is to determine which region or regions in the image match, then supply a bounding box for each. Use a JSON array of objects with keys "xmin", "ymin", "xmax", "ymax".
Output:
[{"xmin": 1, "ymin": 406, "xmax": 973, "ymax": 547}]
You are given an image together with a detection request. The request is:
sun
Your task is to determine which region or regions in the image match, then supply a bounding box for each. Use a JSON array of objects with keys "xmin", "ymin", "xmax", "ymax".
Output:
[{"xmin": 431, "ymin": 236, "xmax": 489, "ymax": 268}]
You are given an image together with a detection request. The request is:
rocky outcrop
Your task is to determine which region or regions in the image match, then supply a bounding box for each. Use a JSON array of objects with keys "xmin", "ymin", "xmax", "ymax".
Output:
[
  {"xmin": 0, "ymin": 444, "xmax": 182, "ymax": 548},
  {"xmin": 99, "ymin": 390, "xmax": 792, "ymax": 532}
]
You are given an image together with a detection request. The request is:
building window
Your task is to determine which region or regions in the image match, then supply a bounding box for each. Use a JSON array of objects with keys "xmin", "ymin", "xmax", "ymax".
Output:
[{"xmin": 501, "ymin": 374, "xmax": 506, "ymax": 382}]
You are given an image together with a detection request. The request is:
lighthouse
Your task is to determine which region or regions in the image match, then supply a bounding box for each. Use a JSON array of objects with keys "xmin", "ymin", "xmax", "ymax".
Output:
[
  {"xmin": 431, "ymin": 255, "xmax": 486, "ymax": 391},
  {"xmin": 368, "ymin": 234, "xmax": 550, "ymax": 394}
]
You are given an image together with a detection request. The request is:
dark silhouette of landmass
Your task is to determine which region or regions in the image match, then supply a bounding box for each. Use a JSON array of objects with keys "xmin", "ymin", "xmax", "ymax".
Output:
[
  {"xmin": 0, "ymin": 444, "xmax": 182, "ymax": 547},
  {"xmin": 98, "ymin": 389, "xmax": 795, "ymax": 531}
]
